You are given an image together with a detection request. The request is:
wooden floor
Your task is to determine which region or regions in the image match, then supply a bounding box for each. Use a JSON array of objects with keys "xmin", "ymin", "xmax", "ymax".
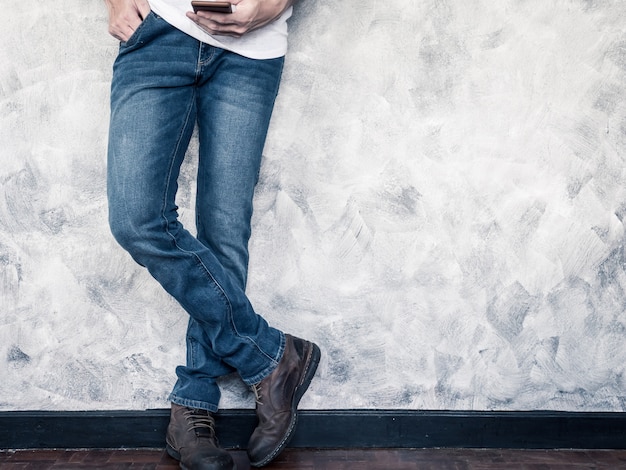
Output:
[{"xmin": 1, "ymin": 448, "xmax": 626, "ymax": 469}]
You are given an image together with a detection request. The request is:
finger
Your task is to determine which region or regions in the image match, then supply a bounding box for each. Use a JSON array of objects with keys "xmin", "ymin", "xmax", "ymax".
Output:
[
  {"xmin": 137, "ymin": 0, "xmax": 152, "ymax": 19},
  {"xmin": 187, "ymin": 14, "xmax": 234, "ymax": 31},
  {"xmin": 188, "ymin": 11, "xmax": 231, "ymax": 24},
  {"xmin": 109, "ymin": 24, "xmax": 134, "ymax": 42},
  {"xmin": 187, "ymin": 11, "xmax": 251, "ymax": 37}
]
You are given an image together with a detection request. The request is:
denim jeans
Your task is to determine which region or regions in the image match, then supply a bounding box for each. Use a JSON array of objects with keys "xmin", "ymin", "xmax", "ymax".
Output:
[{"xmin": 107, "ymin": 12, "xmax": 285, "ymax": 412}]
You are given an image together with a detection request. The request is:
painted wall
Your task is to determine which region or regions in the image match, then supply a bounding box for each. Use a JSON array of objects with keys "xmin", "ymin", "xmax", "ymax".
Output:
[{"xmin": 2, "ymin": 0, "xmax": 626, "ymax": 412}]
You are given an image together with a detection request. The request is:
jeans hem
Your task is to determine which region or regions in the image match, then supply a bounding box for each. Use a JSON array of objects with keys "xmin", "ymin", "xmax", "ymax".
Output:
[{"xmin": 168, "ymin": 393, "xmax": 219, "ymax": 413}]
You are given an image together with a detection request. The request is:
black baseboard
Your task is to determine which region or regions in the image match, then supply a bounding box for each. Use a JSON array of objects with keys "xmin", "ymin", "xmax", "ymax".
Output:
[{"xmin": 1, "ymin": 409, "xmax": 625, "ymax": 450}]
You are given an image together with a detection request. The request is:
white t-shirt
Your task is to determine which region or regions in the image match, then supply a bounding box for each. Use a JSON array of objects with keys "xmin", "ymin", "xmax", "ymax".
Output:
[{"xmin": 148, "ymin": 0, "xmax": 291, "ymax": 59}]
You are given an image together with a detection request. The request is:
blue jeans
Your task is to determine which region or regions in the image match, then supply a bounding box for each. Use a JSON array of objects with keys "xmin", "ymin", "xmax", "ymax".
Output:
[{"xmin": 107, "ymin": 12, "xmax": 285, "ymax": 412}]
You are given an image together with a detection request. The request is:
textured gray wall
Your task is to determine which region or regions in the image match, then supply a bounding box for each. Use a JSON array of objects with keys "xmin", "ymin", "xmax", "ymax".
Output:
[{"xmin": 2, "ymin": 0, "xmax": 626, "ymax": 412}]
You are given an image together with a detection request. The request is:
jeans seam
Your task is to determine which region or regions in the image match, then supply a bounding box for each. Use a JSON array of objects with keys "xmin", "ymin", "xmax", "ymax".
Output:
[{"xmin": 187, "ymin": 336, "xmax": 196, "ymax": 369}]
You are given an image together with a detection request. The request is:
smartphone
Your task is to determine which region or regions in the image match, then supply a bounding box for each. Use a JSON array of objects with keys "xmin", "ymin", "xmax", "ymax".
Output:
[{"xmin": 191, "ymin": 1, "xmax": 234, "ymax": 13}]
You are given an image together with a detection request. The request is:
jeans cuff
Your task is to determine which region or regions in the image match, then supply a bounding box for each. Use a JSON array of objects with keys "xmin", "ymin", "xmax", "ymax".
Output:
[{"xmin": 168, "ymin": 393, "xmax": 219, "ymax": 413}]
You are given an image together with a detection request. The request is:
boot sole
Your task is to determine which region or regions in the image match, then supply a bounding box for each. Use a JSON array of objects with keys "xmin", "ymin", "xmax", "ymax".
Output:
[
  {"xmin": 166, "ymin": 444, "xmax": 237, "ymax": 470},
  {"xmin": 166, "ymin": 444, "xmax": 180, "ymax": 460},
  {"xmin": 249, "ymin": 342, "xmax": 321, "ymax": 467}
]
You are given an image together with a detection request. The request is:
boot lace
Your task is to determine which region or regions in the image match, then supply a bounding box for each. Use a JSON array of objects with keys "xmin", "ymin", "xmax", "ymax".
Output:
[
  {"xmin": 183, "ymin": 408, "xmax": 216, "ymax": 439},
  {"xmin": 251, "ymin": 384, "xmax": 263, "ymax": 406}
]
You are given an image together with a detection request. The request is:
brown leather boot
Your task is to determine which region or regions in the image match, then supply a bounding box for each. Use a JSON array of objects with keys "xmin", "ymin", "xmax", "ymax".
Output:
[
  {"xmin": 166, "ymin": 403, "xmax": 236, "ymax": 470},
  {"xmin": 247, "ymin": 334, "xmax": 321, "ymax": 467}
]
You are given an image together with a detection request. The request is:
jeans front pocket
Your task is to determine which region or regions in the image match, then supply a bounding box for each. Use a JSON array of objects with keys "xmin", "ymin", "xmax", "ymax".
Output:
[{"xmin": 119, "ymin": 11, "xmax": 157, "ymax": 50}]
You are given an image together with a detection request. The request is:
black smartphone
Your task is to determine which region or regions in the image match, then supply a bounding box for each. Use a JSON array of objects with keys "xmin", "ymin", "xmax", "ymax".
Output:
[{"xmin": 191, "ymin": 1, "xmax": 234, "ymax": 13}]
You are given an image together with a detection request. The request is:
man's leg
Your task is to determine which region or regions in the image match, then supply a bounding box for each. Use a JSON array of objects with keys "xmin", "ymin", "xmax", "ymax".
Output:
[
  {"xmin": 190, "ymin": 50, "xmax": 320, "ymax": 468},
  {"xmin": 108, "ymin": 19, "xmax": 284, "ymax": 406},
  {"xmin": 175, "ymin": 46, "xmax": 283, "ymax": 411},
  {"xmin": 106, "ymin": 15, "xmax": 245, "ymax": 470}
]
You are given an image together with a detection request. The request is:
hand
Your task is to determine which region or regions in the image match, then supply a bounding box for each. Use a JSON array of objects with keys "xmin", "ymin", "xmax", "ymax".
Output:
[
  {"xmin": 104, "ymin": 0, "xmax": 152, "ymax": 41},
  {"xmin": 187, "ymin": 0, "xmax": 294, "ymax": 38}
]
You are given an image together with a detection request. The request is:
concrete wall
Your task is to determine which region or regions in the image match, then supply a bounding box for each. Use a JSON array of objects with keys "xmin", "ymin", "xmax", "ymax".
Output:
[{"xmin": 2, "ymin": 0, "xmax": 626, "ymax": 411}]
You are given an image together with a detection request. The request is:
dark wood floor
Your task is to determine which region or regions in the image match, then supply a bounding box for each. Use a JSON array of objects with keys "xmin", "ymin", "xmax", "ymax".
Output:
[{"xmin": 1, "ymin": 448, "xmax": 626, "ymax": 469}]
